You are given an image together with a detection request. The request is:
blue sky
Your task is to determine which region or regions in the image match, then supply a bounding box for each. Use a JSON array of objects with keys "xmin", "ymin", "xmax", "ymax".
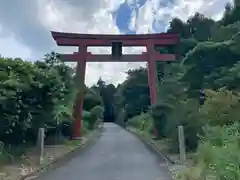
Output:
[
  {"xmin": 0, "ymin": 0, "xmax": 231, "ymax": 86},
  {"xmin": 115, "ymin": 0, "xmax": 146, "ymax": 33}
]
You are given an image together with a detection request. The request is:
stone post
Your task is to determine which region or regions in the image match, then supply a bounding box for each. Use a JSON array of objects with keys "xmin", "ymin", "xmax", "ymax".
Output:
[
  {"xmin": 39, "ymin": 128, "xmax": 45, "ymax": 164},
  {"xmin": 178, "ymin": 125, "xmax": 186, "ymax": 164}
]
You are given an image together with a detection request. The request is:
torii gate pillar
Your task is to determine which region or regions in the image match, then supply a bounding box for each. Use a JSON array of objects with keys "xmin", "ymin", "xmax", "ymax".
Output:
[
  {"xmin": 72, "ymin": 46, "xmax": 87, "ymax": 139},
  {"xmin": 51, "ymin": 31, "xmax": 179, "ymax": 139},
  {"xmin": 147, "ymin": 41, "xmax": 157, "ymax": 105}
]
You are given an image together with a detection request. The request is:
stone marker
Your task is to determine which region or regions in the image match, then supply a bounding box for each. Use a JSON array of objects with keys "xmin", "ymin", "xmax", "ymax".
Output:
[
  {"xmin": 178, "ymin": 125, "xmax": 186, "ymax": 164},
  {"xmin": 38, "ymin": 128, "xmax": 45, "ymax": 164}
]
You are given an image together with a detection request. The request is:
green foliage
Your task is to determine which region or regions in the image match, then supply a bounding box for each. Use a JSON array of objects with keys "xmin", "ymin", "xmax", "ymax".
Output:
[
  {"xmin": 121, "ymin": 2, "xmax": 240, "ymax": 179},
  {"xmin": 0, "ymin": 141, "xmax": 12, "ymax": 165},
  {"xmin": 174, "ymin": 90, "xmax": 240, "ymax": 179},
  {"xmin": 0, "ymin": 141, "xmax": 27, "ymax": 165},
  {"xmin": 221, "ymin": 3, "xmax": 240, "ymax": 26},
  {"xmin": 0, "ymin": 56, "xmax": 68, "ymax": 145},
  {"xmin": 196, "ymin": 90, "xmax": 240, "ymax": 176},
  {"xmin": 127, "ymin": 113, "xmax": 154, "ymax": 133},
  {"xmin": 192, "ymin": 123, "xmax": 240, "ymax": 180},
  {"xmin": 175, "ymin": 166, "xmax": 203, "ymax": 180},
  {"xmin": 0, "ymin": 1, "xmax": 239, "ymax": 179},
  {"xmin": 0, "ymin": 52, "xmax": 104, "ymax": 154},
  {"xmin": 211, "ymin": 21, "xmax": 240, "ymax": 42},
  {"xmin": 167, "ymin": 13, "xmax": 215, "ymax": 41},
  {"xmin": 115, "ymin": 108, "xmax": 126, "ymax": 126},
  {"xmin": 166, "ymin": 99, "xmax": 203, "ymax": 152},
  {"xmin": 150, "ymin": 102, "xmax": 173, "ymax": 138},
  {"xmin": 95, "ymin": 78, "xmax": 116, "ymax": 122},
  {"xmin": 200, "ymin": 89, "xmax": 240, "ymax": 126},
  {"xmin": 114, "ymin": 67, "xmax": 150, "ymax": 120},
  {"xmin": 84, "ymin": 88, "xmax": 102, "ymax": 111},
  {"xmin": 87, "ymin": 105, "xmax": 104, "ymax": 130}
]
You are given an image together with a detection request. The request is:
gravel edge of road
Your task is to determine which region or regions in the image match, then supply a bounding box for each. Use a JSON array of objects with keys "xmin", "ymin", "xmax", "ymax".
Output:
[
  {"xmin": 125, "ymin": 127, "xmax": 189, "ymax": 179},
  {"xmin": 20, "ymin": 127, "xmax": 103, "ymax": 180},
  {"xmin": 125, "ymin": 127, "xmax": 175, "ymax": 165},
  {"xmin": 124, "ymin": 127, "xmax": 178, "ymax": 179}
]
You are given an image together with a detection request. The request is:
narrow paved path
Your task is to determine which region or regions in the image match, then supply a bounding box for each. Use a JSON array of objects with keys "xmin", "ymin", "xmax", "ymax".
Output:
[{"xmin": 37, "ymin": 123, "xmax": 172, "ymax": 180}]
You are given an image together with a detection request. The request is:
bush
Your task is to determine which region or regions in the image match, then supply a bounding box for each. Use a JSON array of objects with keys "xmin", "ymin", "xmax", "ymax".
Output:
[
  {"xmin": 150, "ymin": 103, "xmax": 173, "ymax": 138},
  {"xmin": 0, "ymin": 56, "xmax": 84, "ymax": 145},
  {"xmin": 200, "ymin": 89, "xmax": 240, "ymax": 126},
  {"xmin": 0, "ymin": 54, "xmax": 104, "ymax": 161},
  {"xmin": 166, "ymin": 99, "xmax": 203, "ymax": 152},
  {"xmin": 0, "ymin": 141, "xmax": 12, "ymax": 165},
  {"xmin": 176, "ymin": 90, "xmax": 240, "ymax": 179},
  {"xmin": 178, "ymin": 123, "xmax": 240, "ymax": 180},
  {"xmin": 0, "ymin": 141, "xmax": 26, "ymax": 165},
  {"xmin": 0, "ymin": 57, "xmax": 68, "ymax": 145},
  {"xmin": 175, "ymin": 166, "xmax": 202, "ymax": 180},
  {"xmin": 88, "ymin": 105, "xmax": 104, "ymax": 129},
  {"xmin": 127, "ymin": 112, "xmax": 154, "ymax": 133},
  {"xmin": 195, "ymin": 123, "xmax": 240, "ymax": 179},
  {"xmin": 150, "ymin": 99, "xmax": 203, "ymax": 152},
  {"xmin": 115, "ymin": 108, "xmax": 126, "ymax": 127}
]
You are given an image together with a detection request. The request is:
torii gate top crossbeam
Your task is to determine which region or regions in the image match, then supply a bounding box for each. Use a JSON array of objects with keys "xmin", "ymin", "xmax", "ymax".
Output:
[{"xmin": 51, "ymin": 31, "xmax": 179, "ymax": 47}]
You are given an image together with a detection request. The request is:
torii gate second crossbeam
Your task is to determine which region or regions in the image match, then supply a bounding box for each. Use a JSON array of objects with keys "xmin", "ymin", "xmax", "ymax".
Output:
[{"xmin": 51, "ymin": 31, "xmax": 179, "ymax": 139}]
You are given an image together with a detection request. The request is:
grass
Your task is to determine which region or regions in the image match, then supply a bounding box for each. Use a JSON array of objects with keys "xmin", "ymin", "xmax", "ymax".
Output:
[{"xmin": 64, "ymin": 139, "xmax": 83, "ymax": 147}]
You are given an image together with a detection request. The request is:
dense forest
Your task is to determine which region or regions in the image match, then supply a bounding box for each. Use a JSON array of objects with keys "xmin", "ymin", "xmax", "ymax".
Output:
[{"xmin": 0, "ymin": 0, "xmax": 240, "ymax": 179}]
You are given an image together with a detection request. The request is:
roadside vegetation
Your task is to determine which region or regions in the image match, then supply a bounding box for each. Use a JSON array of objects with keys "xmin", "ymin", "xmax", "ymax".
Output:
[
  {"xmin": 0, "ymin": 52, "xmax": 104, "ymax": 166},
  {"xmin": 114, "ymin": 1, "xmax": 240, "ymax": 179},
  {"xmin": 0, "ymin": 0, "xmax": 240, "ymax": 179}
]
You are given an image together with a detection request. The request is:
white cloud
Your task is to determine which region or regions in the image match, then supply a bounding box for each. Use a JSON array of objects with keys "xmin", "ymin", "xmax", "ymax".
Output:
[
  {"xmin": 0, "ymin": 0, "xmax": 232, "ymax": 86},
  {"xmin": 0, "ymin": 0, "xmax": 145, "ymax": 86},
  {"xmin": 39, "ymin": 0, "xmax": 148, "ymax": 86},
  {"xmin": 130, "ymin": 0, "xmax": 232, "ymax": 33},
  {"xmin": 0, "ymin": 34, "xmax": 31, "ymax": 60},
  {"xmin": 130, "ymin": 0, "xmax": 161, "ymax": 33}
]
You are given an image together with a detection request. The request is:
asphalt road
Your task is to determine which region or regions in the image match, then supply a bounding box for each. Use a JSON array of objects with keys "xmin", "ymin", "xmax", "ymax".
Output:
[{"xmin": 37, "ymin": 123, "xmax": 172, "ymax": 180}]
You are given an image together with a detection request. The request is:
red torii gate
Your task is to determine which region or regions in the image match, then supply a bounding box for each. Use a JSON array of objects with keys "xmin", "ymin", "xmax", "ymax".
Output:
[{"xmin": 51, "ymin": 31, "xmax": 179, "ymax": 139}]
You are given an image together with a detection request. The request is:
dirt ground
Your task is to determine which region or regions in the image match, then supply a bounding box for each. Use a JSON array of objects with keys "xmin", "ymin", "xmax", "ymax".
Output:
[{"xmin": 0, "ymin": 138, "xmax": 86, "ymax": 180}]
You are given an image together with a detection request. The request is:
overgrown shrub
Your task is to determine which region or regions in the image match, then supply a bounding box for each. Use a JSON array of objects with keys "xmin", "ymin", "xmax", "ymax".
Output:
[
  {"xmin": 199, "ymin": 113, "xmax": 240, "ymax": 178},
  {"xmin": 176, "ymin": 90, "xmax": 240, "ymax": 179},
  {"xmin": 150, "ymin": 103, "xmax": 173, "ymax": 138},
  {"xmin": 115, "ymin": 108, "xmax": 126, "ymax": 127},
  {"xmin": 179, "ymin": 123, "xmax": 240, "ymax": 180},
  {"xmin": 200, "ymin": 89, "xmax": 240, "ymax": 126},
  {"xmin": 127, "ymin": 112, "xmax": 154, "ymax": 133},
  {"xmin": 149, "ymin": 99, "xmax": 203, "ymax": 152},
  {"xmin": 88, "ymin": 105, "xmax": 104, "ymax": 129},
  {"xmin": 0, "ymin": 57, "xmax": 67, "ymax": 145},
  {"xmin": 0, "ymin": 55, "xmax": 103, "ymax": 149},
  {"xmin": 166, "ymin": 99, "xmax": 203, "ymax": 152}
]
